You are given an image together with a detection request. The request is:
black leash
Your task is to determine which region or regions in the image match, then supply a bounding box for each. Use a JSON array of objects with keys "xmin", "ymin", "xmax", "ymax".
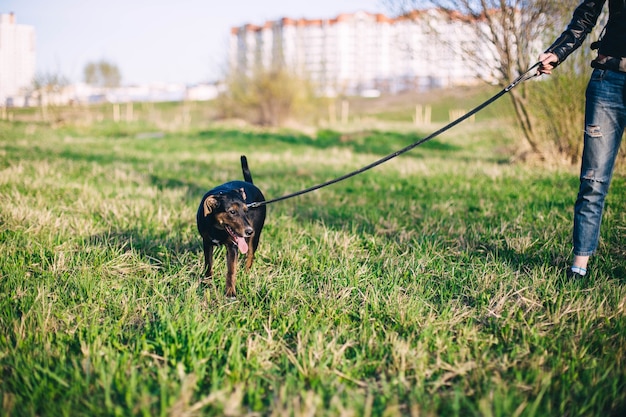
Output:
[{"xmin": 248, "ymin": 63, "xmax": 540, "ymax": 209}]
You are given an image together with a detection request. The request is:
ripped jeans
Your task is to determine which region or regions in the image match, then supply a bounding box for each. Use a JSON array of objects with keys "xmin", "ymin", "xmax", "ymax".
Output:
[{"xmin": 574, "ymin": 68, "xmax": 626, "ymax": 256}]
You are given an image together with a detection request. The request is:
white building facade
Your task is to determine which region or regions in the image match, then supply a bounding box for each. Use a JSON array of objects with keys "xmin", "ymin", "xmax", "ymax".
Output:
[
  {"xmin": 0, "ymin": 13, "xmax": 36, "ymax": 105},
  {"xmin": 229, "ymin": 10, "xmax": 497, "ymax": 96}
]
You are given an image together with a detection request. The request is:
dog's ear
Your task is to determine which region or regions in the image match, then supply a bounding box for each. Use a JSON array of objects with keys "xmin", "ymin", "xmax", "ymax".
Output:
[
  {"xmin": 203, "ymin": 195, "xmax": 219, "ymax": 216},
  {"xmin": 238, "ymin": 187, "xmax": 247, "ymax": 201}
]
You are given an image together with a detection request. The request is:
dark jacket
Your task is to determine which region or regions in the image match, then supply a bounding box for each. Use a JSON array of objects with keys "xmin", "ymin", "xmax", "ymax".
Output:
[{"xmin": 546, "ymin": 0, "xmax": 626, "ymax": 63}]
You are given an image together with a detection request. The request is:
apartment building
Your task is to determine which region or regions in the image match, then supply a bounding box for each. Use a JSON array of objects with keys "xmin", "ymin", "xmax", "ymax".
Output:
[
  {"xmin": 229, "ymin": 9, "xmax": 496, "ymax": 96},
  {"xmin": 0, "ymin": 13, "xmax": 36, "ymax": 105}
]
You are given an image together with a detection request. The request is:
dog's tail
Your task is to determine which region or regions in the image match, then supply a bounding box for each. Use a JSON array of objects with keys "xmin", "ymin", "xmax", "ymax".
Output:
[{"xmin": 241, "ymin": 155, "xmax": 254, "ymax": 184}]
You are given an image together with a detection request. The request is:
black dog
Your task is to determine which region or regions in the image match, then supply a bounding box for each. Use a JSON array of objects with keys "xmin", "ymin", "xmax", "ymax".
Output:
[{"xmin": 196, "ymin": 156, "xmax": 266, "ymax": 297}]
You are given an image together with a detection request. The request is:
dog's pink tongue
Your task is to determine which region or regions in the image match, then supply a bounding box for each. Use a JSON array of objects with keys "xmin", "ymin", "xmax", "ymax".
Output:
[{"xmin": 235, "ymin": 236, "xmax": 248, "ymax": 254}]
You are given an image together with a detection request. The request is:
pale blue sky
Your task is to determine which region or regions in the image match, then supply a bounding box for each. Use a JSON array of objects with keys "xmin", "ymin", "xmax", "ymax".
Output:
[{"xmin": 3, "ymin": 0, "xmax": 388, "ymax": 85}]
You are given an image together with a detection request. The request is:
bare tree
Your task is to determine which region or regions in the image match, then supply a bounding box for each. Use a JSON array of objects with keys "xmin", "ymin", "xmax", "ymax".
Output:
[
  {"xmin": 84, "ymin": 59, "xmax": 122, "ymax": 88},
  {"xmin": 32, "ymin": 71, "xmax": 70, "ymax": 122},
  {"xmin": 219, "ymin": 66, "xmax": 317, "ymax": 126},
  {"xmin": 383, "ymin": 0, "xmax": 577, "ymax": 159}
]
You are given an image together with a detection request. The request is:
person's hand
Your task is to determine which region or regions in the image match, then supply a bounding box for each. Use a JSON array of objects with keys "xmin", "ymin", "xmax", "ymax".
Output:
[{"xmin": 538, "ymin": 52, "xmax": 559, "ymax": 75}]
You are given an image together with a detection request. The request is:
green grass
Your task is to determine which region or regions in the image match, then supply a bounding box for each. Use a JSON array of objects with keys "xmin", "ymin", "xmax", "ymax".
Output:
[{"xmin": 0, "ymin": 117, "xmax": 625, "ymax": 417}]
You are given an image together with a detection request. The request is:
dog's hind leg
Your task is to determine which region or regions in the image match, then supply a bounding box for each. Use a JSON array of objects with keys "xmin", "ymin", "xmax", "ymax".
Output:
[
  {"xmin": 225, "ymin": 244, "xmax": 239, "ymax": 297},
  {"xmin": 247, "ymin": 218, "xmax": 264, "ymax": 271},
  {"xmin": 202, "ymin": 237, "xmax": 214, "ymax": 279}
]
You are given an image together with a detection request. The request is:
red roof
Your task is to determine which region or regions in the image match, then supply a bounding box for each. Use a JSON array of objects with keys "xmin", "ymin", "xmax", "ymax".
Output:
[{"xmin": 230, "ymin": 9, "xmax": 483, "ymax": 34}]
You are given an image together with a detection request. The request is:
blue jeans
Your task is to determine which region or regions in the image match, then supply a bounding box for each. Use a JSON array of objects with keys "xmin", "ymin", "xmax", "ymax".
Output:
[{"xmin": 574, "ymin": 68, "xmax": 626, "ymax": 256}]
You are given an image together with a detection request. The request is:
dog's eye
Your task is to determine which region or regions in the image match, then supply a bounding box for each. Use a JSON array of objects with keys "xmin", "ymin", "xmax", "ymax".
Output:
[{"xmin": 228, "ymin": 209, "xmax": 237, "ymax": 215}]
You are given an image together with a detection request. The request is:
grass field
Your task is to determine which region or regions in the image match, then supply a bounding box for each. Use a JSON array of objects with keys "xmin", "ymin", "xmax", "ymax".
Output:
[{"xmin": 1, "ymin": 107, "xmax": 625, "ymax": 416}]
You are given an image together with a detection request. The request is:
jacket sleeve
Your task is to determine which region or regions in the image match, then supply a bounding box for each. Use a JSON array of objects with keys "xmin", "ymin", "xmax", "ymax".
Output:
[{"xmin": 545, "ymin": 0, "xmax": 606, "ymax": 64}]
